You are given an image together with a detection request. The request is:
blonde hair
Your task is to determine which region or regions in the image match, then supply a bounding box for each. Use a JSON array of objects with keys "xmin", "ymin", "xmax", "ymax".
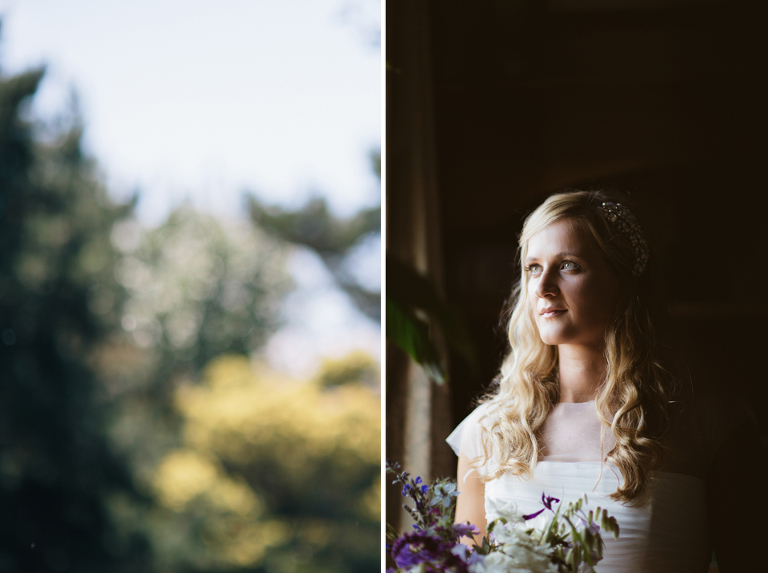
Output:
[{"xmin": 479, "ymin": 190, "xmax": 676, "ymax": 504}]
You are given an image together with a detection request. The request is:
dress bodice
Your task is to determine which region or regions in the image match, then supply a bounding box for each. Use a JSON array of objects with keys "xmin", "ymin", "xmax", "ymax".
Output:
[{"xmin": 446, "ymin": 402, "xmax": 713, "ymax": 573}]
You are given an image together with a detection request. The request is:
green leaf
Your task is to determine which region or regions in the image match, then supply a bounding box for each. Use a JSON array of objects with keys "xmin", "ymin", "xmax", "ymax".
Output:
[
  {"xmin": 386, "ymin": 297, "xmax": 446, "ymax": 384},
  {"xmin": 387, "ymin": 255, "xmax": 478, "ymax": 365}
]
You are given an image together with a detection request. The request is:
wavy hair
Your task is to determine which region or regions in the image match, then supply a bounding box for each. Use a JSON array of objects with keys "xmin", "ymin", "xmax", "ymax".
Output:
[{"xmin": 478, "ymin": 190, "xmax": 676, "ymax": 504}]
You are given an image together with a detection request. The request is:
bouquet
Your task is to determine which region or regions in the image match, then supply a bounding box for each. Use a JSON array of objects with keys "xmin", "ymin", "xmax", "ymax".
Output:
[{"xmin": 386, "ymin": 461, "xmax": 619, "ymax": 573}]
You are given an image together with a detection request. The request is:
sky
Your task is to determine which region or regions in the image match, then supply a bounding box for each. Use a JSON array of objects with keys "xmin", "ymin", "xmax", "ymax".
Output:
[{"xmin": 0, "ymin": 0, "xmax": 381, "ymax": 374}]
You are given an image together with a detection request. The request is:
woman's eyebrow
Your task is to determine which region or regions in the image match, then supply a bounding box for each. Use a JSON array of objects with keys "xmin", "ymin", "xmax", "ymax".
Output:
[
  {"xmin": 525, "ymin": 251, "xmax": 582, "ymax": 263},
  {"xmin": 556, "ymin": 252, "xmax": 583, "ymax": 258}
]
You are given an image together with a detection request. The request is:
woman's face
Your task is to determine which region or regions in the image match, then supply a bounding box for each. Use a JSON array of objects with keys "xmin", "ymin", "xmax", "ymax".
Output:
[{"xmin": 525, "ymin": 218, "xmax": 619, "ymax": 349}]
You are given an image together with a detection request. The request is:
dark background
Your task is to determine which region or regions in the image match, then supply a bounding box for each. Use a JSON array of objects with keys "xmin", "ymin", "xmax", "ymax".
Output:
[{"xmin": 387, "ymin": 0, "xmax": 768, "ymax": 511}]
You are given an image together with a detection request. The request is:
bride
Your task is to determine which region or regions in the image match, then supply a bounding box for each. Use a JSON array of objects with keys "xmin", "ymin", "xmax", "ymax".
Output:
[{"xmin": 447, "ymin": 190, "xmax": 763, "ymax": 572}]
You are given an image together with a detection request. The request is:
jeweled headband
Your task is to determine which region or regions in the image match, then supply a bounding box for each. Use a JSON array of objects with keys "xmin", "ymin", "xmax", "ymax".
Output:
[{"xmin": 597, "ymin": 201, "xmax": 649, "ymax": 276}]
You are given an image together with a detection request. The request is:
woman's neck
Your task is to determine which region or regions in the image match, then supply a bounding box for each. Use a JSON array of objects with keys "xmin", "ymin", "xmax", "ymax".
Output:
[{"xmin": 557, "ymin": 344, "xmax": 606, "ymax": 403}]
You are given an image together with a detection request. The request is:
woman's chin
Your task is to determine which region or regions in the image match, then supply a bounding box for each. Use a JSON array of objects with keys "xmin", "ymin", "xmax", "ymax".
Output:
[
  {"xmin": 538, "ymin": 334, "xmax": 563, "ymax": 346},
  {"xmin": 536, "ymin": 326, "xmax": 567, "ymax": 346}
]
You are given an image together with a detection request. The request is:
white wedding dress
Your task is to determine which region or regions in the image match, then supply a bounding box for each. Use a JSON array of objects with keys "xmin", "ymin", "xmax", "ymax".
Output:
[{"xmin": 446, "ymin": 401, "xmax": 714, "ymax": 573}]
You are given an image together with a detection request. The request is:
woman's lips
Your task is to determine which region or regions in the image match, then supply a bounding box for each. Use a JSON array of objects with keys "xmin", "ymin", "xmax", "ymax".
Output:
[{"xmin": 540, "ymin": 309, "xmax": 566, "ymax": 318}]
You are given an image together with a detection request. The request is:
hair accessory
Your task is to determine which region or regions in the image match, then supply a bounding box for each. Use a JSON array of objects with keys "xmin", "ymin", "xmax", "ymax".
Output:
[{"xmin": 597, "ymin": 202, "xmax": 649, "ymax": 276}]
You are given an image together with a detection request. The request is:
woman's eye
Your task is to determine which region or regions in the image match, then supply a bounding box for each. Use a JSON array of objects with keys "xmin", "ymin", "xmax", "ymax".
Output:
[
  {"xmin": 561, "ymin": 261, "xmax": 579, "ymax": 271},
  {"xmin": 525, "ymin": 264, "xmax": 541, "ymax": 274}
]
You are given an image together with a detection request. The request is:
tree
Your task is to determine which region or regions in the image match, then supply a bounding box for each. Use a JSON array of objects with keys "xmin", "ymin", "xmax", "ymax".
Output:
[
  {"xmin": 104, "ymin": 206, "xmax": 290, "ymax": 387},
  {"xmin": 248, "ymin": 150, "xmax": 381, "ymax": 323},
  {"xmin": 96, "ymin": 208, "xmax": 293, "ymax": 571},
  {"xmin": 0, "ymin": 36, "xmax": 375, "ymax": 573},
  {"xmin": 0, "ymin": 66, "xmax": 151, "ymax": 571},
  {"xmin": 140, "ymin": 353, "xmax": 380, "ymax": 573}
]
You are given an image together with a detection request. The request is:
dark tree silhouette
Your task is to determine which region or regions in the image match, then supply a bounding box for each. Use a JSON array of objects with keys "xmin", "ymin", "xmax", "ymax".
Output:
[
  {"xmin": 248, "ymin": 151, "xmax": 381, "ymax": 323},
  {"xmin": 0, "ymin": 66, "xmax": 150, "ymax": 572}
]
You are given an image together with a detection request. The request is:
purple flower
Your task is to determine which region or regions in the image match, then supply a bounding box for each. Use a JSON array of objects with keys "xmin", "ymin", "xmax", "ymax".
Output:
[
  {"xmin": 389, "ymin": 531, "xmax": 473, "ymax": 572},
  {"xmin": 401, "ymin": 483, "xmax": 411, "ymax": 496},
  {"xmin": 410, "ymin": 476, "xmax": 429, "ymax": 494},
  {"xmin": 450, "ymin": 543, "xmax": 471, "ymax": 562},
  {"xmin": 542, "ymin": 493, "xmax": 560, "ymax": 510},
  {"xmin": 390, "ymin": 531, "xmax": 449, "ymax": 568},
  {"xmin": 452, "ymin": 522, "xmax": 479, "ymax": 539},
  {"xmin": 522, "ymin": 508, "xmax": 546, "ymax": 520},
  {"xmin": 523, "ymin": 492, "xmax": 561, "ymax": 520},
  {"xmin": 466, "ymin": 551, "xmax": 484, "ymax": 565}
]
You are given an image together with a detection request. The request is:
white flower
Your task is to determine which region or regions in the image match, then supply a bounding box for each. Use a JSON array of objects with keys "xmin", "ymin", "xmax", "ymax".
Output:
[
  {"xmin": 480, "ymin": 551, "xmax": 516, "ymax": 572},
  {"xmin": 477, "ymin": 547, "xmax": 559, "ymax": 573},
  {"xmin": 491, "ymin": 521, "xmax": 530, "ymax": 546},
  {"xmin": 482, "ymin": 518, "xmax": 559, "ymax": 573},
  {"xmin": 524, "ymin": 511, "xmax": 551, "ymax": 537},
  {"xmin": 502, "ymin": 544, "xmax": 559, "ymax": 573},
  {"xmin": 485, "ymin": 497, "xmax": 525, "ymax": 524}
]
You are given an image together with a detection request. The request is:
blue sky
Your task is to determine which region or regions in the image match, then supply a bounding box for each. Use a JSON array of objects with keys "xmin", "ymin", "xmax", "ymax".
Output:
[
  {"xmin": 0, "ymin": 0, "xmax": 381, "ymax": 223},
  {"xmin": 0, "ymin": 0, "xmax": 381, "ymax": 373}
]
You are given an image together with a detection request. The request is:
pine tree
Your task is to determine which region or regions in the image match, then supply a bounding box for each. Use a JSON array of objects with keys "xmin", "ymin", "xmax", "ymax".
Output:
[
  {"xmin": 248, "ymin": 150, "xmax": 381, "ymax": 323},
  {"xmin": 0, "ymin": 67, "xmax": 151, "ymax": 571}
]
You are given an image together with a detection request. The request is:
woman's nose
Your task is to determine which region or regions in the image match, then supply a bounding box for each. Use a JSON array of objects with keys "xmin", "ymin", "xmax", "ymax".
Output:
[{"xmin": 535, "ymin": 268, "xmax": 559, "ymax": 298}]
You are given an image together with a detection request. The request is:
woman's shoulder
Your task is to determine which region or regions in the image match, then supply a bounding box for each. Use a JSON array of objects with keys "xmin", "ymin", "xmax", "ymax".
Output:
[
  {"xmin": 446, "ymin": 400, "xmax": 504, "ymax": 457},
  {"xmin": 462, "ymin": 400, "xmax": 499, "ymax": 426},
  {"xmin": 446, "ymin": 399, "xmax": 508, "ymax": 479}
]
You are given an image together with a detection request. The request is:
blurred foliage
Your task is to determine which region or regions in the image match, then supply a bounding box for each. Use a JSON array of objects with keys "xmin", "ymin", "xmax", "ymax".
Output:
[
  {"xmin": 248, "ymin": 150, "xmax": 381, "ymax": 323},
  {"xmin": 94, "ymin": 210, "xmax": 293, "ymax": 569},
  {"xmin": 110, "ymin": 353, "xmax": 380, "ymax": 573},
  {"xmin": 316, "ymin": 350, "xmax": 379, "ymax": 389},
  {"xmin": 0, "ymin": 39, "xmax": 380, "ymax": 573},
  {"xmin": 96, "ymin": 207, "xmax": 289, "ymax": 414},
  {"xmin": 112, "ymin": 209, "xmax": 288, "ymax": 371},
  {"xmin": 386, "ymin": 255, "xmax": 477, "ymax": 385},
  {"xmin": 0, "ymin": 67, "xmax": 150, "ymax": 571}
]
